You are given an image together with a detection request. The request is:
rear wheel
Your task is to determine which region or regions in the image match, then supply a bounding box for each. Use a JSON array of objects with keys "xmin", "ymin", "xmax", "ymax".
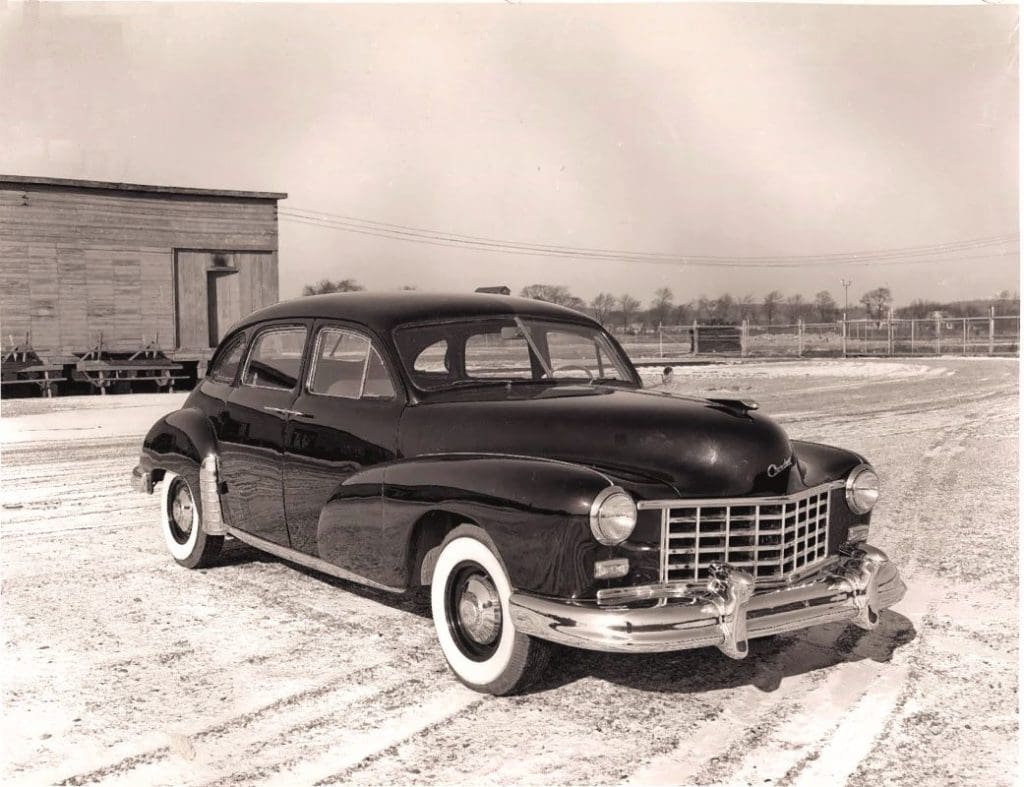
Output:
[
  {"xmin": 160, "ymin": 471, "xmax": 223, "ymax": 569},
  {"xmin": 430, "ymin": 531, "xmax": 549, "ymax": 695}
]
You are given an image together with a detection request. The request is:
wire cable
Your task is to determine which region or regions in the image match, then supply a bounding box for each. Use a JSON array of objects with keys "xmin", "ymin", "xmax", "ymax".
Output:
[{"xmin": 280, "ymin": 211, "xmax": 1018, "ymax": 269}]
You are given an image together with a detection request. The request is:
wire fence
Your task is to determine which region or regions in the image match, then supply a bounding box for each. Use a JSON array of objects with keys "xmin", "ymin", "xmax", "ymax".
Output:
[{"xmin": 614, "ymin": 314, "xmax": 1020, "ymax": 362}]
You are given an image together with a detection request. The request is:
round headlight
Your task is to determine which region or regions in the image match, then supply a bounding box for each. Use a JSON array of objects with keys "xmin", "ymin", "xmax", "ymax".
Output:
[
  {"xmin": 846, "ymin": 464, "xmax": 880, "ymax": 515},
  {"xmin": 590, "ymin": 487, "xmax": 637, "ymax": 545}
]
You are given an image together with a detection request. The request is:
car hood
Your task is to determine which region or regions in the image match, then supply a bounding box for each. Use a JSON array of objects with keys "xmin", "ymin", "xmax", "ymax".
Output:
[{"xmin": 398, "ymin": 385, "xmax": 794, "ymax": 497}]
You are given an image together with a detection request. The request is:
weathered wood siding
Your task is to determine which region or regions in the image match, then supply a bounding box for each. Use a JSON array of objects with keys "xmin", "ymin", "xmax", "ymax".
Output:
[{"xmin": 0, "ymin": 181, "xmax": 280, "ymax": 353}]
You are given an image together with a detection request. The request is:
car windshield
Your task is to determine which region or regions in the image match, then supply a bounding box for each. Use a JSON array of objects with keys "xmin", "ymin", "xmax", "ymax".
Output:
[{"xmin": 394, "ymin": 316, "xmax": 637, "ymax": 392}]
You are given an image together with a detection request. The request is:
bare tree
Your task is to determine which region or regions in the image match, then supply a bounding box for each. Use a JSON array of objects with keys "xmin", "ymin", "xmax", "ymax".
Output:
[
  {"xmin": 859, "ymin": 287, "xmax": 893, "ymax": 320},
  {"xmin": 650, "ymin": 287, "xmax": 674, "ymax": 327},
  {"xmin": 713, "ymin": 294, "xmax": 736, "ymax": 324},
  {"xmin": 520, "ymin": 284, "xmax": 586, "ymax": 310},
  {"xmin": 762, "ymin": 290, "xmax": 784, "ymax": 326},
  {"xmin": 590, "ymin": 292, "xmax": 617, "ymax": 326},
  {"xmin": 619, "ymin": 294, "xmax": 641, "ymax": 330},
  {"xmin": 785, "ymin": 293, "xmax": 806, "ymax": 322},
  {"xmin": 671, "ymin": 302, "xmax": 692, "ymax": 325},
  {"xmin": 303, "ymin": 278, "xmax": 364, "ymax": 295},
  {"xmin": 814, "ymin": 290, "xmax": 838, "ymax": 322},
  {"xmin": 738, "ymin": 294, "xmax": 756, "ymax": 322}
]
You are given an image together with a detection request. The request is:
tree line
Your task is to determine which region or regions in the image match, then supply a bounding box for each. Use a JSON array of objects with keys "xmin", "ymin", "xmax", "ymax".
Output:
[
  {"xmin": 301, "ymin": 278, "xmax": 1019, "ymax": 328},
  {"xmin": 520, "ymin": 283, "xmax": 873, "ymax": 328}
]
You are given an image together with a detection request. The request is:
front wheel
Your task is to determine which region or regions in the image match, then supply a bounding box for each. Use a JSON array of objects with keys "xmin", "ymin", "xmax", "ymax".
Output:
[
  {"xmin": 160, "ymin": 471, "xmax": 223, "ymax": 569},
  {"xmin": 430, "ymin": 531, "xmax": 549, "ymax": 695}
]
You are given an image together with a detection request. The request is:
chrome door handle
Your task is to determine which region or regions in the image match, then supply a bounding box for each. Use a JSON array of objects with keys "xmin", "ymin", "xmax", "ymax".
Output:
[{"xmin": 263, "ymin": 406, "xmax": 312, "ymax": 418}]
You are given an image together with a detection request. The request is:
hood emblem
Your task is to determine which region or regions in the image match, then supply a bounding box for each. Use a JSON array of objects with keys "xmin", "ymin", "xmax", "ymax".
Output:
[{"xmin": 767, "ymin": 457, "xmax": 793, "ymax": 478}]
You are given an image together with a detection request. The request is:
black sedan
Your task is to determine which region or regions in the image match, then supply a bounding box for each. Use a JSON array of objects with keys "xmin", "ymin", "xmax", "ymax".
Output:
[{"xmin": 132, "ymin": 292, "xmax": 905, "ymax": 695}]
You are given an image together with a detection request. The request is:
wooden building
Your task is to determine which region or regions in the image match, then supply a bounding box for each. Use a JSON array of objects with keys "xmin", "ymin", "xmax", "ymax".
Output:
[{"xmin": 0, "ymin": 175, "xmax": 286, "ymax": 395}]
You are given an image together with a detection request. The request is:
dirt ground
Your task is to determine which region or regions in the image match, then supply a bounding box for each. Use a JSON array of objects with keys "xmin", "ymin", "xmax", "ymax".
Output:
[{"xmin": 1, "ymin": 357, "xmax": 1018, "ymax": 786}]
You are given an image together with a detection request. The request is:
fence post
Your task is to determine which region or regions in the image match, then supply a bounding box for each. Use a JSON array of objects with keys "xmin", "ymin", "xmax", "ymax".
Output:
[
  {"xmin": 989, "ymin": 307, "xmax": 995, "ymax": 355},
  {"xmin": 692, "ymin": 319, "xmax": 699, "ymax": 355},
  {"xmin": 741, "ymin": 319, "xmax": 748, "ymax": 357},
  {"xmin": 797, "ymin": 319, "xmax": 804, "ymax": 357},
  {"xmin": 658, "ymin": 322, "xmax": 663, "ymax": 359},
  {"xmin": 935, "ymin": 313, "xmax": 941, "ymax": 355},
  {"xmin": 841, "ymin": 314, "xmax": 847, "ymax": 357},
  {"xmin": 962, "ymin": 318, "xmax": 967, "ymax": 355},
  {"xmin": 887, "ymin": 309, "xmax": 893, "ymax": 356},
  {"xmin": 910, "ymin": 318, "xmax": 915, "ymax": 354}
]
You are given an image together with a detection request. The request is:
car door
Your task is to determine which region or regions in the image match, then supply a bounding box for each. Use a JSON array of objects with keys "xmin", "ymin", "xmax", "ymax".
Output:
[
  {"xmin": 219, "ymin": 321, "xmax": 311, "ymax": 547},
  {"xmin": 282, "ymin": 322, "xmax": 403, "ymax": 576}
]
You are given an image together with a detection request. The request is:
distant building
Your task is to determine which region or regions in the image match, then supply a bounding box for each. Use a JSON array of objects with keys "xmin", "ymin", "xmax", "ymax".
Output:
[
  {"xmin": 0, "ymin": 175, "xmax": 286, "ymax": 394},
  {"xmin": 475, "ymin": 285, "xmax": 511, "ymax": 295}
]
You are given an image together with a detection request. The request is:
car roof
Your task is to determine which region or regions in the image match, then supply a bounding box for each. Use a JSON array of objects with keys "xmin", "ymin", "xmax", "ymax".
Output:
[{"xmin": 235, "ymin": 291, "xmax": 601, "ymax": 334}]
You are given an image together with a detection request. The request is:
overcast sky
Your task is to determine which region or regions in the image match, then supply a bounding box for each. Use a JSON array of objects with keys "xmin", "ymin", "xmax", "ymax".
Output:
[{"xmin": 1, "ymin": 2, "xmax": 1018, "ymax": 307}]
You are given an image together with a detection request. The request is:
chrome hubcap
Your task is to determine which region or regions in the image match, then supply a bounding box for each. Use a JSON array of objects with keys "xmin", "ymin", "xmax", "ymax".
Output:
[
  {"xmin": 456, "ymin": 575, "xmax": 501, "ymax": 645},
  {"xmin": 171, "ymin": 486, "xmax": 194, "ymax": 534}
]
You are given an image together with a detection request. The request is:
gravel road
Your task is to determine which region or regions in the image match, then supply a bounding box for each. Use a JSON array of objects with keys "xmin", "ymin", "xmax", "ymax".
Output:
[{"xmin": 1, "ymin": 357, "xmax": 1017, "ymax": 786}]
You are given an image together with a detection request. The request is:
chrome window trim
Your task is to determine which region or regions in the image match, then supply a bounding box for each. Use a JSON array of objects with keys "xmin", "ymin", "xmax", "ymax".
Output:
[
  {"xmin": 305, "ymin": 325, "xmax": 397, "ymax": 402},
  {"xmin": 208, "ymin": 331, "xmax": 248, "ymax": 384}
]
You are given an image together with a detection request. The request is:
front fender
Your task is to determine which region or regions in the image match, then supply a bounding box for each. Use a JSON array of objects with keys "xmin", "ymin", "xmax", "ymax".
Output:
[
  {"xmin": 338, "ymin": 454, "xmax": 615, "ymax": 597},
  {"xmin": 791, "ymin": 439, "xmax": 873, "ymax": 549},
  {"xmin": 790, "ymin": 440, "xmax": 867, "ymax": 488},
  {"xmin": 138, "ymin": 408, "xmax": 220, "ymax": 518}
]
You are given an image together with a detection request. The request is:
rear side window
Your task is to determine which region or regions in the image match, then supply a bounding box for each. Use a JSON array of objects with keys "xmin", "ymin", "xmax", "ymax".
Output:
[
  {"xmin": 308, "ymin": 327, "xmax": 396, "ymax": 400},
  {"xmin": 242, "ymin": 326, "xmax": 308, "ymax": 390},
  {"xmin": 209, "ymin": 333, "xmax": 247, "ymax": 383}
]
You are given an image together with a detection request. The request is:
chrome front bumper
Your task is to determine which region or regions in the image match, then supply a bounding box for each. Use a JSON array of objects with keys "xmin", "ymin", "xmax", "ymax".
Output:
[{"xmin": 508, "ymin": 544, "xmax": 905, "ymax": 657}]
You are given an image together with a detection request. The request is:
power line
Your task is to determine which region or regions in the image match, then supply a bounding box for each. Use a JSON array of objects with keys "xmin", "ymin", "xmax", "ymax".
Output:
[
  {"xmin": 281, "ymin": 206, "xmax": 1016, "ymax": 263},
  {"xmin": 279, "ymin": 208, "xmax": 1019, "ymax": 269}
]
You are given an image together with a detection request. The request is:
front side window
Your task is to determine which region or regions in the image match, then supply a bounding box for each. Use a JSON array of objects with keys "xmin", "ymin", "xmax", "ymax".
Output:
[
  {"xmin": 541, "ymin": 326, "xmax": 629, "ymax": 381},
  {"xmin": 308, "ymin": 327, "xmax": 396, "ymax": 400},
  {"xmin": 209, "ymin": 333, "xmax": 246, "ymax": 383},
  {"xmin": 464, "ymin": 330, "xmax": 533, "ymax": 379},
  {"xmin": 241, "ymin": 326, "xmax": 308, "ymax": 391}
]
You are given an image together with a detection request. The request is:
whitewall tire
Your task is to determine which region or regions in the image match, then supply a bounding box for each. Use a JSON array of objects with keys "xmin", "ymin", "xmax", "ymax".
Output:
[
  {"xmin": 160, "ymin": 471, "xmax": 223, "ymax": 569},
  {"xmin": 430, "ymin": 529, "xmax": 549, "ymax": 695}
]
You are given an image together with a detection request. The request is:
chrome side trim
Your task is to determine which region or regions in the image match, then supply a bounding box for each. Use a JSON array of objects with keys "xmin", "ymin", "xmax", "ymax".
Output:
[
  {"xmin": 411, "ymin": 450, "xmax": 614, "ymax": 484},
  {"xmin": 225, "ymin": 526, "xmax": 405, "ymax": 594},
  {"xmin": 199, "ymin": 455, "xmax": 227, "ymax": 536}
]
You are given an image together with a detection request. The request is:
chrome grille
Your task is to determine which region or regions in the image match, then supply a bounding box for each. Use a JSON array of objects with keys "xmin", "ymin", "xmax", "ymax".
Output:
[{"xmin": 640, "ymin": 484, "xmax": 838, "ymax": 586}]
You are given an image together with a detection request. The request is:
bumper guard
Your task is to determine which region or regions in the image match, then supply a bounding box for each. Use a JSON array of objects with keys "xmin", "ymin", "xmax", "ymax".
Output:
[{"xmin": 509, "ymin": 543, "xmax": 905, "ymax": 658}]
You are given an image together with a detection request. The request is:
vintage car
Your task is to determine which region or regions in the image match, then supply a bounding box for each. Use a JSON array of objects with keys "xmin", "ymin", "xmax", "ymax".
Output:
[{"xmin": 131, "ymin": 292, "xmax": 906, "ymax": 695}]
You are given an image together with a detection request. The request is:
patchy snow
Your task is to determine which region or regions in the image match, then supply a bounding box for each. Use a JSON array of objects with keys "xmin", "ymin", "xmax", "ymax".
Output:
[{"xmin": 1, "ymin": 357, "xmax": 1018, "ymax": 785}]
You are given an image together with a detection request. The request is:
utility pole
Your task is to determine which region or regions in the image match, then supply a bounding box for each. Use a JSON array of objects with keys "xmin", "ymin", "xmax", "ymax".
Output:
[{"xmin": 840, "ymin": 278, "xmax": 852, "ymax": 357}]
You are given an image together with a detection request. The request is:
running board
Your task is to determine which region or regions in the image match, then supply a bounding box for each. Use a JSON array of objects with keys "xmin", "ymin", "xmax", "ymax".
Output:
[{"xmin": 225, "ymin": 527, "xmax": 405, "ymax": 595}]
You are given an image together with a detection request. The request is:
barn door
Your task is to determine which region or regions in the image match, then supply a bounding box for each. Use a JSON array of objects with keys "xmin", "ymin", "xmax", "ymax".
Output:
[
  {"xmin": 175, "ymin": 250, "xmax": 277, "ymax": 350},
  {"xmin": 208, "ymin": 266, "xmax": 241, "ymax": 347},
  {"xmin": 175, "ymin": 251, "xmax": 209, "ymax": 350}
]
